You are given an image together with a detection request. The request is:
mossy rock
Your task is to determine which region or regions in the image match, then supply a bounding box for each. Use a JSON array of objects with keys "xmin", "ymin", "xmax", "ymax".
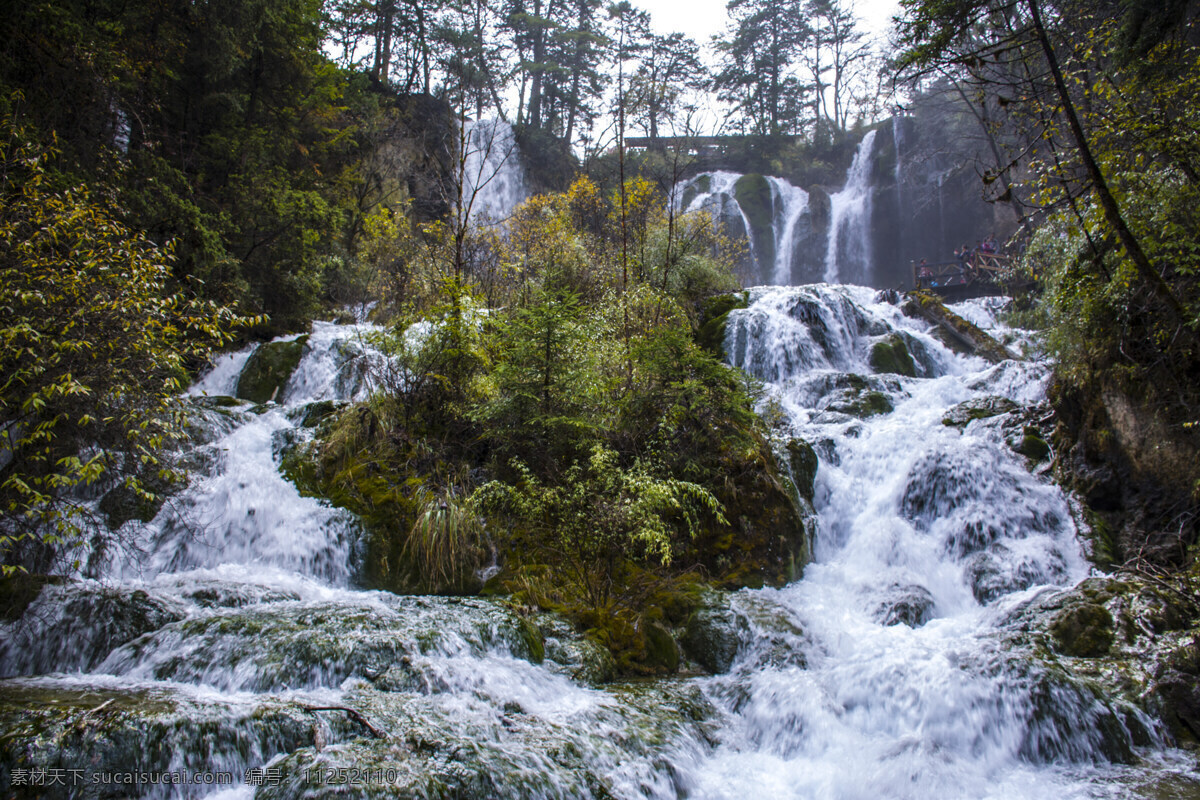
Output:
[
  {"xmin": 828, "ymin": 389, "xmax": 893, "ymax": 418},
  {"xmin": 786, "ymin": 438, "xmax": 819, "ymax": 503},
  {"xmin": 291, "ymin": 399, "xmax": 342, "ymax": 429},
  {"xmin": 903, "ymin": 291, "xmax": 1014, "ymax": 363},
  {"xmin": 695, "ymin": 291, "xmax": 749, "ymax": 359},
  {"xmin": 1019, "ymin": 427, "xmax": 1051, "ymax": 462},
  {"xmin": 869, "ymin": 334, "xmax": 916, "ymax": 377},
  {"xmin": 517, "ymin": 616, "xmax": 545, "ymax": 664},
  {"xmin": 192, "ymin": 394, "xmax": 246, "ymax": 408},
  {"xmin": 642, "ymin": 622, "xmax": 680, "ymax": 674},
  {"xmin": 733, "ymin": 173, "xmax": 776, "ymax": 273},
  {"xmin": 682, "ymin": 593, "xmax": 746, "ymax": 673},
  {"xmin": 942, "ymin": 395, "xmax": 1018, "ymax": 427},
  {"xmin": 235, "ymin": 335, "xmax": 309, "ymax": 403},
  {"xmin": 1050, "ymin": 602, "xmax": 1115, "ymax": 657}
]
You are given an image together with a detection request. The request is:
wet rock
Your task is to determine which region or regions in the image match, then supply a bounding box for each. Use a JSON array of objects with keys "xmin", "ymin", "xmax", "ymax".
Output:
[
  {"xmin": 1152, "ymin": 668, "xmax": 1200, "ymax": 743},
  {"xmin": 1050, "ymin": 602, "xmax": 1115, "ymax": 657},
  {"xmin": 293, "ymin": 400, "xmax": 343, "ymax": 429},
  {"xmin": 99, "ymin": 596, "xmax": 547, "ymax": 693},
  {"xmin": 966, "ymin": 545, "xmax": 1066, "ymax": 604},
  {"xmin": 682, "ymin": 593, "xmax": 747, "ymax": 674},
  {"xmin": 869, "ymin": 333, "xmax": 916, "ymax": 377},
  {"xmin": 900, "ymin": 447, "xmax": 1068, "ymax": 559},
  {"xmin": 824, "ymin": 388, "xmax": 894, "ymax": 418},
  {"xmin": 1014, "ymin": 664, "xmax": 1147, "ymax": 764},
  {"xmin": 873, "ymin": 584, "xmax": 935, "ymax": 627},
  {"xmin": 0, "ymin": 583, "xmax": 187, "ymax": 676},
  {"xmin": 236, "ymin": 336, "xmax": 309, "ymax": 404},
  {"xmin": 785, "ymin": 438, "xmax": 819, "ymax": 503},
  {"xmin": 942, "ymin": 396, "xmax": 1018, "ymax": 428},
  {"xmin": 259, "ymin": 681, "xmax": 715, "ymax": 800},
  {"xmin": 175, "ymin": 581, "xmax": 302, "ymax": 609},
  {"xmin": 539, "ymin": 616, "xmax": 616, "ymax": 685},
  {"xmin": 0, "ymin": 678, "xmax": 323, "ymax": 799}
]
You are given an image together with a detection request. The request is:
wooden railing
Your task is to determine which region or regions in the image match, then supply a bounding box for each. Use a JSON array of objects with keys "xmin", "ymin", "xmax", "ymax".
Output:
[{"xmin": 913, "ymin": 252, "xmax": 1010, "ymax": 293}]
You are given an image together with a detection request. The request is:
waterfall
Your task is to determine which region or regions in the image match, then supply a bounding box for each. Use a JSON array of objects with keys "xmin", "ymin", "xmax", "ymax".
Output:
[
  {"xmin": 675, "ymin": 171, "xmax": 762, "ymax": 276},
  {"xmin": 698, "ymin": 285, "xmax": 1168, "ymax": 797},
  {"xmin": 462, "ymin": 118, "xmax": 527, "ymax": 223},
  {"xmin": 674, "ymin": 172, "xmax": 809, "ymax": 285},
  {"xmin": 672, "ymin": 129, "xmax": 882, "ymax": 288},
  {"xmin": 2, "ymin": 295, "xmax": 1195, "ymax": 798},
  {"xmin": 823, "ymin": 129, "xmax": 878, "ymax": 284},
  {"xmin": 767, "ymin": 177, "xmax": 809, "ymax": 285}
]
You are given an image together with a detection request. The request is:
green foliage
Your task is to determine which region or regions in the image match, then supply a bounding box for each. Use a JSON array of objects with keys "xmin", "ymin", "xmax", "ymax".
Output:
[
  {"xmin": 0, "ymin": 0, "xmax": 399, "ymax": 330},
  {"xmin": 0, "ymin": 116, "xmax": 247, "ymax": 573},
  {"xmin": 289, "ymin": 174, "xmax": 807, "ymax": 671},
  {"xmin": 404, "ymin": 490, "xmax": 488, "ymax": 595},
  {"xmin": 473, "ymin": 445, "xmax": 725, "ymax": 608}
]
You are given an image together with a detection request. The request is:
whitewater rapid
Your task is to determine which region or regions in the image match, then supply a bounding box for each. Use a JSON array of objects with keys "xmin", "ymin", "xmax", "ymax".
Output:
[{"xmin": 2, "ymin": 288, "xmax": 1197, "ymax": 799}]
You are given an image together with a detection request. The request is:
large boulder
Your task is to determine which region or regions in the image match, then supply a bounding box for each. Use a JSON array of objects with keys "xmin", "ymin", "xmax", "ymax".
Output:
[{"xmin": 235, "ymin": 336, "xmax": 309, "ymax": 403}]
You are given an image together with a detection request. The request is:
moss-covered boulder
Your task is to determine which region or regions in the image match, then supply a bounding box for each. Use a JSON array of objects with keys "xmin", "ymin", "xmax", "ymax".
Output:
[
  {"xmin": 942, "ymin": 395, "xmax": 1018, "ymax": 427},
  {"xmin": 642, "ymin": 622, "xmax": 680, "ymax": 673},
  {"xmin": 734, "ymin": 173, "xmax": 775, "ymax": 276},
  {"xmin": 235, "ymin": 335, "xmax": 309, "ymax": 403},
  {"xmin": 1018, "ymin": 426, "xmax": 1051, "ymax": 462},
  {"xmin": 869, "ymin": 334, "xmax": 917, "ymax": 377},
  {"xmin": 695, "ymin": 291, "xmax": 749, "ymax": 359},
  {"xmin": 1050, "ymin": 602, "xmax": 1115, "ymax": 657},
  {"xmin": 0, "ymin": 583, "xmax": 187, "ymax": 676},
  {"xmin": 827, "ymin": 389, "xmax": 894, "ymax": 418}
]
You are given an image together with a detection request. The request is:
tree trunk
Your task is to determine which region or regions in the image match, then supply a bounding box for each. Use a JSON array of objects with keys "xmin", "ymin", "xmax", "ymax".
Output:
[{"xmin": 1026, "ymin": 0, "xmax": 1183, "ymax": 319}]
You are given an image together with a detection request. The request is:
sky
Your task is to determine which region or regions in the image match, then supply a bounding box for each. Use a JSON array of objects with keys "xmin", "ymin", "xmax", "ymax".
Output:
[{"xmin": 636, "ymin": 0, "xmax": 901, "ymax": 47}]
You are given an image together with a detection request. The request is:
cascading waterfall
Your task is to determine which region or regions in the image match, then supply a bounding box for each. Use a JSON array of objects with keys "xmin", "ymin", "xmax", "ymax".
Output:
[
  {"xmin": 461, "ymin": 118, "xmax": 527, "ymax": 223},
  {"xmin": 673, "ymin": 172, "xmax": 809, "ymax": 285},
  {"xmin": 675, "ymin": 170, "xmax": 762, "ymax": 272},
  {"xmin": 767, "ymin": 177, "xmax": 809, "ymax": 285},
  {"xmin": 689, "ymin": 285, "xmax": 1180, "ymax": 799},
  {"xmin": 3, "ymin": 293, "xmax": 1197, "ymax": 800},
  {"xmin": 823, "ymin": 130, "xmax": 877, "ymax": 285},
  {"xmin": 672, "ymin": 128, "xmax": 882, "ymax": 288}
]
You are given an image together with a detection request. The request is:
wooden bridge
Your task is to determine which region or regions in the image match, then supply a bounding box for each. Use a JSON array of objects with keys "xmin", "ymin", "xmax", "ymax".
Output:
[
  {"xmin": 912, "ymin": 252, "xmax": 1015, "ymax": 299},
  {"xmin": 623, "ymin": 135, "xmax": 800, "ymax": 166}
]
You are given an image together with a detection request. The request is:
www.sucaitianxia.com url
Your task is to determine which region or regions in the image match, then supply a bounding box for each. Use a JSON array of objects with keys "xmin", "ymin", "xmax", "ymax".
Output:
[{"xmin": 8, "ymin": 769, "xmax": 238, "ymax": 787}]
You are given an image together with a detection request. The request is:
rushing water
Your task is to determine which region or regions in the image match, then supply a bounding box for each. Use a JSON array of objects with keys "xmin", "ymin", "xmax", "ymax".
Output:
[
  {"xmin": 822, "ymin": 131, "xmax": 877, "ymax": 285},
  {"xmin": 462, "ymin": 118, "xmax": 527, "ymax": 224},
  {"xmin": 673, "ymin": 131, "xmax": 881, "ymax": 287},
  {"xmin": 3, "ymin": 290, "xmax": 1198, "ymax": 799}
]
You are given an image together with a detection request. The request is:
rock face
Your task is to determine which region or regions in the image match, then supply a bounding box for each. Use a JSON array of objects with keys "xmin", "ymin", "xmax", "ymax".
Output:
[
  {"xmin": 868, "ymin": 333, "xmax": 916, "ymax": 377},
  {"xmin": 236, "ymin": 336, "xmax": 309, "ymax": 403},
  {"xmin": 1050, "ymin": 602, "xmax": 1115, "ymax": 657},
  {"xmin": 998, "ymin": 574, "xmax": 1200, "ymax": 747}
]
